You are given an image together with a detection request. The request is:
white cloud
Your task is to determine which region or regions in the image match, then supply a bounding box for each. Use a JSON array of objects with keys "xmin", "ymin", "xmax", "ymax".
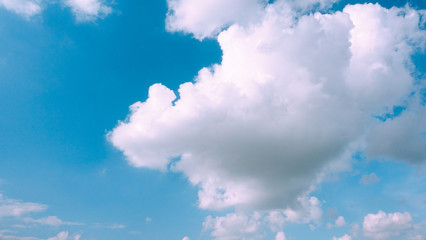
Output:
[
  {"xmin": 165, "ymin": 0, "xmax": 267, "ymax": 40},
  {"xmin": 329, "ymin": 216, "xmax": 346, "ymax": 229},
  {"xmin": 47, "ymin": 232, "xmax": 69, "ymax": 240},
  {"xmin": 363, "ymin": 211, "xmax": 413, "ymax": 239},
  {"xmin": 336, "ymin": 216, "xmax": 346, "ymax": 227},
  {"xmin": 165, "ymin": 0, "xmax": 340, "ymax": 39},
  {"xmin": 107, "ymin": 223, "xmax": 125, "ymax": 229},
  {"xmin": 62, "ymin": 0, "xmax": 112, "ymax": 22},
  {"xmin": 23, "ymin": 216, "xmax": 81, "ymax": 227},
  {"xmin": 46, "ymin": 231, "xmax": 80, "ymax": 240},
  {"xmin": 110, "ymin": 1, "xmax": 426, "ymax": 212},
  {"xmin": 0, "ymin": 194, "xmax": 47, "ymax": 219},
  {"xmin": 275, "ymin": 231, "xmax": 287, "ymax": 240},
  {"xmin": 360, "ymin": 173, "xmax": 380, "ymax": 185},
  {"xmin": 0, "ymin": 0, "xmax": 41, "ymax": 17},
  {"xmin": 0, "ymin": 231, "xmax": 40, "ymax": 240},
  {"xmin": 0, "ymin": 231, "xmax": 80, "ymax": 240},
  {"xmin": 332, "ymin": 234, "xmax": 352, "ymax": 240},
  {"xmin": 182, "ymin": 237, "xmax": 190, "ymax": 240},
  {"xmin": 283, "ymin": 197, "xmax": 322, "ymax": 225},
  {"xmin": 203, "ymin": 213, "xmax": 263, "ymax": 240}
]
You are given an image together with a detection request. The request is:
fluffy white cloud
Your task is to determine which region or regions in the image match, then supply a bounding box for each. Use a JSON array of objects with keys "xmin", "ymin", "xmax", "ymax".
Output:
[
  {"xmin": 110, "ymin": 2, "xmax": 426, "ymax": 212},
  {"xmin": 165, "ymin": 0, "xmax": 340, "ymax": 39},
  {"xmin": 275, "ymin": 231, "xmax": 287, "ymax": 240},
  {"xmin": 0, "ymin": 194, "xmax": 47, "ymax": 219},
  {"xmin": 363, "ymin": 211, "xmax": 413, "ymax": 239},
  {"xmin": 62, "ymin": 0, "xmax": 112, "ymax": 22},
  {"xmin": 360, "ymin": 173, "xmax": 380, "ymax": 185},
  {"xmin": 329, "ymin": 216, "xmax": 346, "ymax": 228},
  {"xmin": 336, "ymin": 216, "xmax": 346, "ymax": 227},
  {"xmin": 165, "ymin": 0, "xmax": 267, "ymax": 39},
  {"xmin": 0, "ymin": 0, "xmax": 41, "ymax": 17},
  {"xmin": 203, "ymin": 213, "xmax": 263, "ymax": 240},
  {"xmin": 332, "ymin": 234, "xmax": 352, "ymax": 240},
  {"xmin": 283, "ymin": 197, "xmax": 322, "ymax": 225}
]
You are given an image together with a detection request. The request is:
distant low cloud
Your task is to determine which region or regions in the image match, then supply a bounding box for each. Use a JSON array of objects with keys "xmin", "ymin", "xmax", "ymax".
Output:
[
  {"xmin": 203, "ymin": 213, "xmax": 263, "ymax": 240},
  {"xmin": 363, "ymin": 211, "xmax": 413, "ymax": 239},
  {"xmin": 360, "ymin": 173, "xmax": 380, "ymax": 185},
  {"xmin": 0, "ymin": 194, "xmax": 47, "ymax": 219},
  {"xmin": 23, "ymin": 216, "xmax": 82, "ymax": 227},
  {"xmin": 47, "ymin": 231, "xmax": 81, "ymax": 240},
  {"xmin": 332, "ymin": 234, "xmax": 352, "ymax": 240}
]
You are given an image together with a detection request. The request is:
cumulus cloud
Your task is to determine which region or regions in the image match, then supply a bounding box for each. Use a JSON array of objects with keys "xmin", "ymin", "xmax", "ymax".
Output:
[
  {"xmin": 166, "ymin": 0, "xmax": 266, "ymax": 40},
  {"xmin": 360, "ymin": 173, "xmax": 380, "ymax": 185},
  {"xmin": 0, "ymin": 0, "xmax": 41, "ymax": 17},
  {"xmin": 275, "ymin": 231, "xmax": 287, "ymax": 240},
  {"xmin": 165, "ymin": 0, "xmax": 340, "ymax": 39},
  {"xmin": 283, "ymin": 196, "xmax": 322, "ymax": 225},
  {"xmin": 62, "ymin": 0, "xmax": 112, "ymax": 22},
  {"xmin": 329, "ymin": 216, "xmax": 346, "ymax": 228},
  {"xmin": 203, "ymin": 213, "xmax": 263, "ymax": 240},
  {"xmin": 110, "ymin": 0, "xmax": 426, "ymax": 212},
  {"xmin": 335, "ymin": 216, "xmax": 346, "ymax": 227},
  {"xmin": 332, "ymin": 234, "xmax": 352, "ymax": 240},
  {"xmin": 363, "ymin": 211, "xmax": 413, "ymax": 239},
  {"xmin": 0, "ymin": 194, "xmax": 47, "ymax": 219}
]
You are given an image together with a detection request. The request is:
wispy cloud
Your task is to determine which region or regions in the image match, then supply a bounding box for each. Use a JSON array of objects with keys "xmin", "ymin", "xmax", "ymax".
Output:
[
  {"xmin": 0, "ymin": 194, "xmax": 47, "ymax": 219},
  {"xmin": 23, "ymin": 216, "xmax": 82, "ymax": 227}
]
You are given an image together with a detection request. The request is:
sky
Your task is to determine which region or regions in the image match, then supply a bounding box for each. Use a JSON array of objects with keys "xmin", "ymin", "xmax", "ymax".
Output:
[{"xmin": 0, "ymin": 0, "xmax": 425, "ymax": 240}]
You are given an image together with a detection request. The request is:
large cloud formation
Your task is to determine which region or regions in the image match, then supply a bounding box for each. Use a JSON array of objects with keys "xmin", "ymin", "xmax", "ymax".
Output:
[{"xmin": 110, "ymin": 0, "xmax": 426, "ymax": 211}]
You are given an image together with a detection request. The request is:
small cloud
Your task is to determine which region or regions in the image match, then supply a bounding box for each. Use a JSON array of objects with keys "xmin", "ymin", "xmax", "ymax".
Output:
[
  {"xmin": 0, "ymin": 194, "xmax": 47, "ymax": 219},
  {"xmin": 182, "ymin": 237, "xmax": 190, "ymax": 240},
  {"xmin": 360, "ymin": 173, "xmax": 380, "ymax": 185},
  {"xmin": 107, "ymin": 224, "xmax": 125, "ymax": 229},
  {"xmin": 62, "ymin": 0, "xmax": 112, "ymax": 22},
  {"xmin": 335, "ymin": 216, "xmax": 346, "ymax": 227},
  {"xmin": 275, "ymin": 231, "xmax": 288, "ymax": 240},
  {"xmin": 145, "ymin": 217, "xmax": 152, "ymax": 223},
  {"xmin": 47, "ymin": 231, "xmax": 81, "ymax": 240},
  {"xmin": 0, "ymin": 0, "xmax": 42, "ymax": 18},
  {"xmin": 332, "ymin": 234, "xmax": 352, "ymax": 240},
  {"xmin": 24, "ymin": 216, "xmax": 82, "ymax": 227}
]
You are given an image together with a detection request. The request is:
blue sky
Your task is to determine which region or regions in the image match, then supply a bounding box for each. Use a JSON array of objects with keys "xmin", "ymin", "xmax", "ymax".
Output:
[{"xmin": 0, "ymin": 0, "xmax": 425, "ymax": 240}]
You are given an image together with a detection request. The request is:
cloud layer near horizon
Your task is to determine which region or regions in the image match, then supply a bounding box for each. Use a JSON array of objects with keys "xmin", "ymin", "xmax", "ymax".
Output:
[{"xmin": 110, "ymin": 1, "xmax": 426, "ymax": 211}]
